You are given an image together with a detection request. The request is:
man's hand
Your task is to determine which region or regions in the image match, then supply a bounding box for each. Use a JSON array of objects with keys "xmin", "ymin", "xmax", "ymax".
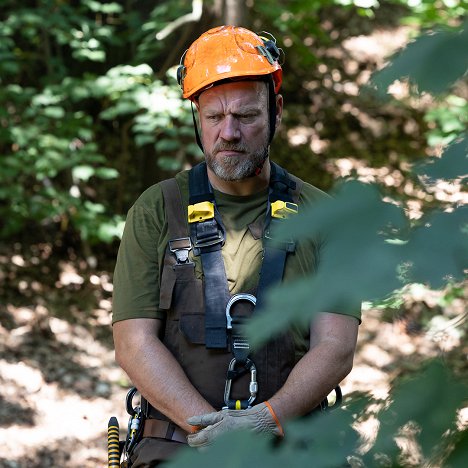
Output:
[{"xmin": 186, "ymin": 402, "xmax": 283, "ymax": 448}]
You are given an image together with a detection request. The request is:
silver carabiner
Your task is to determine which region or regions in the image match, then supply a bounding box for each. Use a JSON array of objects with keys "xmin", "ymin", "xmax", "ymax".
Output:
[{"xmin": 223, "ymin": 358, "xmax": 258, "ymax": 410}]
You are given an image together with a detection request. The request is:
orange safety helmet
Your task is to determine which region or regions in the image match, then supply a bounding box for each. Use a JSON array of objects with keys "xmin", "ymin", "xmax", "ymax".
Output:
[{"xmin": 178, "ymin": 25, "xmax": 283, "ymax": 101}]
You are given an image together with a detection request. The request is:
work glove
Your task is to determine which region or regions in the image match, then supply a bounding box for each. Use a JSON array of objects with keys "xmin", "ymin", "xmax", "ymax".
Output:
[{"xmin": 187, "ymin": 401, "xmax": 283, "ymax": 448}]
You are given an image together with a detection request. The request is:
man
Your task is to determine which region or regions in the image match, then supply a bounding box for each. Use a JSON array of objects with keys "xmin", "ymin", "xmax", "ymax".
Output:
[{"xmin": 112, "ymin": 25, "xmax": 360, "ymax": 466}]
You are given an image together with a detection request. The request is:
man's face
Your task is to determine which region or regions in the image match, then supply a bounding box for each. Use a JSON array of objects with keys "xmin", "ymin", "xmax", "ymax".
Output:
[{"xmin": 197, "ymin": 81, "xmax": 271, "ymax": 181}]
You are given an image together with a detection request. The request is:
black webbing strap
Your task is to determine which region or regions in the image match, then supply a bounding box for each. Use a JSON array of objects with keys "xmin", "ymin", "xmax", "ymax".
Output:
[
  {"xmin": 160, "ymin": 179, "xmax": 188, "ymax": 240},
  {"xmin": 269, "ymin": 161, "xmax": 297, "ymax": 203},
  {"xmin": 189, "ymin": 162, "xmax": 213, "ymax": 204},
  {"xmin": 189, "ymin": 162, "xmax": 230, "ymax": 349},
  {"xmin": 255, "ymin": 163, "xmax": 302, "ymax": 311},
  {"xmin": 201, "ymin": 250, "xmax": 230, "ymax": 348}
]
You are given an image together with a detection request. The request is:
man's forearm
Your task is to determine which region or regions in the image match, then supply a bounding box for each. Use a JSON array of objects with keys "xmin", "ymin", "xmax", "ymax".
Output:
[
  {"xmin": 113, "ymin": 319, "xmax": 215, "ymax": 432},
  {"xmin": 268, "ymin": 313, "xmax": 358, "ymax": 423}
]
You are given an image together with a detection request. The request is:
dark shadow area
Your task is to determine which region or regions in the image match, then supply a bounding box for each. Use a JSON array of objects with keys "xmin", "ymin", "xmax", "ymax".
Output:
[
  {"xmin": 0, "ymin": 393, "xmax": 36, "ymax": 427},
  {"xmin": 2, "ymin": 328, "xmax": 111, "ymax": 398}
]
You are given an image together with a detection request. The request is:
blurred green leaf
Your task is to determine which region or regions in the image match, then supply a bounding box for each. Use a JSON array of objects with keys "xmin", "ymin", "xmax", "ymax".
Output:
[
  {"xmin": 42, "ymin": 106, "xmax": 65, "ymax": 119},
  {"xmin": 368, "ymin": 360, "xmax": 468, "ymax": 463},
  {"xmin": 416, "ymin": 136, "xmax": 468, "ymax": 181},
  {"xmin": 248, "ymin": 181, "xmax": 407, "ymax": 346},
  {"xmin": 403, "ymin": 206, "xmax": 468, "ymax": 288},
  {"xmin": 97, "ymin": 217, "xmax": 125, "ymax": 242},
  {"xmin": 95, "ymin": 167, "xmax": 119, "ymax": 180},
  {"xmin": 73, "ymin": 165, "xmax": 95, "ymax": 182},
  {"xmin": 155, "ymin": 139, "xmax": 180, "ymax": 152},
  {"xmin": 158, "ymin": 156, "xmax": 182, "ymax": 172},
  {"xmin": 446, "ymin": 428, "xmax": 468, "ymax": 468},
  {"xmin": 371, "ymin": 21, "xmax": 468, "ymax": 95}
]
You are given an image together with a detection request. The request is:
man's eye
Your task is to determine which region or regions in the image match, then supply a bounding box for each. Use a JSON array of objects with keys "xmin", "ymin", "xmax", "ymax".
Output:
[{"xmin": 236, "ymin": 114, "xmax": 252, "ymax": 121}]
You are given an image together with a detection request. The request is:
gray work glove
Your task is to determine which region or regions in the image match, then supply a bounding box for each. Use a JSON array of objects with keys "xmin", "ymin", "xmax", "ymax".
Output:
[{"xmin": 187, "ymin": 402, "xmax": 283, "ymax": 448}]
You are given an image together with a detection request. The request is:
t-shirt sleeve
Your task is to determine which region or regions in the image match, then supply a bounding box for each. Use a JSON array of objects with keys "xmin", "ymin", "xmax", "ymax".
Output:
[{"xmin": 112, "ymin": 199, "xmax": 164, "ymax": 323}]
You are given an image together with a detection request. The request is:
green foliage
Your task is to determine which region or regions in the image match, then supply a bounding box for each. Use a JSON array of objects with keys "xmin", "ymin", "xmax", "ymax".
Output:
[
  {"xmin": 395, "ymin": 0, "xmax": 468, "ymax": 28},
  {"xmin": 366, "ymin": 361, "xmax": 467, "ymax": 464},
  {"xmin": 0, "ymin": 1, "xmax": 199, "ymax": 245},
  {"xmin": 248, "ymin": 181, "xmax": 408, "ymax": 346},
  {"xmin": 404, "ymin": 206, "xmax": 468, "ymax": 287},
  {"xmin": 425, "ymin": 98, "xmax": 468, "ymax": 147},
  {"xmin": 0, "ymin": 0, "xmax": 465, "ymax": 466},
  {"xmin": 371, "ymin": 19, "xmax": 468, "ymax": 95}
]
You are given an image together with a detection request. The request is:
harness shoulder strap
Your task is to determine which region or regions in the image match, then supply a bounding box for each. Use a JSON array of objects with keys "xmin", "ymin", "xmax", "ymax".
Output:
[
  {"xmin": 189, "ymin": 162, "xmax": 213, "ymax": 204},
  {"xmin": 188, "ymin": 163, "xmax": 230, "ymax": 349},
  {"xmin": 160, "ymin": 178, "xmax": 188, "ymax": 239},
  {"xmin": 255, "ymin": 163, "xmax": 304, "ymax": 310}
]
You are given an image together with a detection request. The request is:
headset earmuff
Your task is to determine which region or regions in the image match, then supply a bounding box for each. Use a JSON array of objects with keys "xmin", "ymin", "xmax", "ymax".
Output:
[
  {"xmin": 177, "ymin": 64, "xmax": 185, "ymax": 87},
  {"xmin": 262, "ymin": 40, "xmax": 280, "ymax": 62},
  {"xmin": 177, "ymin": 50, "xmax": 188, "ymax": 90}
]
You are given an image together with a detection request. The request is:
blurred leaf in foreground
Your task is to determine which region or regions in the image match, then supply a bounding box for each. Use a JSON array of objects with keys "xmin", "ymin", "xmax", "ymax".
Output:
[
  {"xmin": 366, "ymin": 360, "xmax": 468, "ymax": 464},
  {"xmin": 416, "ymin": 136, "xmax": 468, "ymax": 181},
  {"xmin": 248, "ymin": 180, "xmax": 407, "ymax": 347},
  {"xmin": 403, "ymin": 206, "xmax": 468, "ymax": 288},
  {"xmin": 168, "ymin": 404, "xmax": 362, "ymax": 468},
  {"xmin": 371, "ymin": 20, "xmax": 468, "ymax": 95}
]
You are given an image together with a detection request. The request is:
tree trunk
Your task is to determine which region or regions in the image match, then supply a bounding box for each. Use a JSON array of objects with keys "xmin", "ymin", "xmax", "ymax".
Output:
[{"xmin": 223, "ymin": 0, "xmax": 247, "ymax": 26}]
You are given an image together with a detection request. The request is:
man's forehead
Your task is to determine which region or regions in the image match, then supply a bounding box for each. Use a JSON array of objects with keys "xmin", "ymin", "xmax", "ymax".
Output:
[{"xmin": 198, "ymin": 80, "xmax": 267, "ymax": 108}]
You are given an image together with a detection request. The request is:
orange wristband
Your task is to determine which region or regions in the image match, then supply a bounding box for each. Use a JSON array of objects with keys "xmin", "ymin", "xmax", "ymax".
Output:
[{"xmin": 265, "ymin": 401, "xmax": 284, "ymax": 437}]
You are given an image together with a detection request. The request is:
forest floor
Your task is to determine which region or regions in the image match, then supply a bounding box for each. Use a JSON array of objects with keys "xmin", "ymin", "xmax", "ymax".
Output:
[{"xmin": 0, "ymin": 241, "xmax": 466, "ymax": 468}]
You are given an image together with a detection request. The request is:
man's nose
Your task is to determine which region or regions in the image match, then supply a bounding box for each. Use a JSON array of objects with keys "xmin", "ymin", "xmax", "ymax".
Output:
[{"xmin": 220, "ymin": 115, "xmax": 240, "ymax": 141}]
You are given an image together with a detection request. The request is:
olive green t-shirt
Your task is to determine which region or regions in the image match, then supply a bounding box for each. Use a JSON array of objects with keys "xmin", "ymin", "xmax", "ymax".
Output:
[{"xmin": 112, "ymin": 170, "xmax": 361, "ymax": 324}]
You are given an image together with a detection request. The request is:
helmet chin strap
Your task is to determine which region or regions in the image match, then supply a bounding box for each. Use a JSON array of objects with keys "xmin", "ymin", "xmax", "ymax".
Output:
[
  {"xmin": 192, "ymin": 101, "xmax": 204, "ymax": 154},
  {"xmin": 267, "ymin": 76, "xmax": 277, "ymax": 144}
]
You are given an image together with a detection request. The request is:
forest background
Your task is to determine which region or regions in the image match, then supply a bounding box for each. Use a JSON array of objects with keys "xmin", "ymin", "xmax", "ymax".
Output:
[{"xmin": 0, "ymin": 0, "xmax": 466, "ymax": 467}]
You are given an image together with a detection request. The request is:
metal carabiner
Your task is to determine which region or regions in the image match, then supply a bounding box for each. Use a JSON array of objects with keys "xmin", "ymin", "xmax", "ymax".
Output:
[
  {"xmin": 126, "ymin": 387, "xmax": 139, "ymax": 416},
  {"xmin": 225, "ymin": 293, "xmax": 256, "ymax": 329},
  {"xmin": 223, "ymin": 358, "xmax": 258, "ymax": 410}
]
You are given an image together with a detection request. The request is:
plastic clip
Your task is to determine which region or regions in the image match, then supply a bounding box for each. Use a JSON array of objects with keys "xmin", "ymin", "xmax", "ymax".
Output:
[
  {"xmin": 271, "ymin": 200, "xmax": 298, "ymax": 219},
  {"xmin": 188, "ymin": 201, "xmax": 215, "ymax": 223}
]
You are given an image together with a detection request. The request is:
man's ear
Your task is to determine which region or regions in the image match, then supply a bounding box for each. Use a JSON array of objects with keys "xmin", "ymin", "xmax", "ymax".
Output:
[{"xmin": 275, "ymin": 94, "xmax": 283, "ymax": 128}]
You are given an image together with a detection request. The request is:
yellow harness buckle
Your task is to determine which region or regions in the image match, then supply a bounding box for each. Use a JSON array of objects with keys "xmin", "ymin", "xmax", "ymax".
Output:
[
  {"xmin": 188, "ymin": 201, "xmax": 215, "ymax": 223},
  {"xmin": 271, "ymin": 200, "xmax": 298, "ymax": 219}
]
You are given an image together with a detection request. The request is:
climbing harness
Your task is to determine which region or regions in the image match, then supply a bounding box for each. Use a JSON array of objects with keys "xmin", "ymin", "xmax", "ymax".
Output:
[
  {"xmin": 187, "ymin": 161, "xmax": 299, "ymax": 351},
  {"xmin": 187, "ymin": 162, "xmax": 299, "ymax": 406}
]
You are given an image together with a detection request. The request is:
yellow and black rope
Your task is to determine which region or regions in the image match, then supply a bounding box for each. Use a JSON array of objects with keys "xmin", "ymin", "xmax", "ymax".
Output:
[{"xmin": 107, "ymin": 417, "xmax": 121, "ymax": 467}]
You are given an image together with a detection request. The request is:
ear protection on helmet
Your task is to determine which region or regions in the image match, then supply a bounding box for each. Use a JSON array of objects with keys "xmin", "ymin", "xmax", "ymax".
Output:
[
  {"xmin": 177, "ymin": 50, "xmax": 188, "ymax": 87},
  {"xmin": 257, "ymin": 32, "xmax": 281, "ymax": 65}
]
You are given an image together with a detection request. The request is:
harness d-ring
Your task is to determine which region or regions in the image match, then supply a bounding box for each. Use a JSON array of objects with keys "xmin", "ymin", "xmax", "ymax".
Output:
[{"xmin": 225, "ymin": 293, "xmax": 256, "ymax": 330}]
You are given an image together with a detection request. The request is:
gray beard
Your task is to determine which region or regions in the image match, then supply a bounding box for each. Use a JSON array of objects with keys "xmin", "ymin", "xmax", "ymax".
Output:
[{"xmin": 205, "ymin": 145, "xmax": 269, "ymax": 181}]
